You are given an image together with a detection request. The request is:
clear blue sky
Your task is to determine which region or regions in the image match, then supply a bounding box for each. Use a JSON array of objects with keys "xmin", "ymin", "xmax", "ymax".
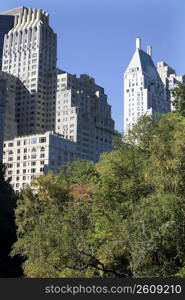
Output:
[{"xmin": 1, "ymin": 0, "xmax": 185, "ymax": 131}]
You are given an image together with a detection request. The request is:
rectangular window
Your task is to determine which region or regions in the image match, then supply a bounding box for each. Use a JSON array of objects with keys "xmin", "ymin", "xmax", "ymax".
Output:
[
  {"xmin": 39, "ymin": 137, "xmax": 46, "ymax": 143},
  {"xmin": 8, "ymin": 142, "xmax": 14, "ymax": 147},
  {"xmin": 31, "ymin": 138, "xmax": 37, "ymax": 144}
]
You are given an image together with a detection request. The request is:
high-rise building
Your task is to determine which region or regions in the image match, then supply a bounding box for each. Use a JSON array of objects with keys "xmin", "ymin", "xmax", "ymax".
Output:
[
  {"xmin": 0, "ymin": 77, "xmax": 6, "ymax": 160},
  {"xmin": 157, "ymin": 61, "xmax": 185, "ymax": 110},
  {"xmin": 3, "ymin": 131, "xmax": 77, "ymax": 193},
  {"xmin": 0, "ymin": 6, "xmax": 115, "ymax": 174},
  {"xmin": 55, "ymin": 70, "xmax": 115, "ymax": 162},
  {"xmin": 0, "ymin": 13, "xmax": 14, "ymax": 69},
  {"xmin": 123, "ymin": 37, "xmax": 170, "ymax": 133},
  {"xmin": 0, "ymin": 71, "xmax": 17, "ymax": 140},
  {"xmin": 0, "ymin": 71, "xmax": 18, "ymax": 160},
  {"xmin": 1, "ymin": 7, "xmax": 57, "ymax": 136}
]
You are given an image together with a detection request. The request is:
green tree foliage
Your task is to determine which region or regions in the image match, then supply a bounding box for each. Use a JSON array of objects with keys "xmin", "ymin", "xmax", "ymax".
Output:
[
  {"xmin": 12, "ymin": 109, "xmax": 185, "ymax": 277},
  {"xmin": 171, "ymin": 82, "xmax": 185, "ymax": 116},
  {"xmin": 0, "ymin": 163, "xmax": 17, "ymax": 256},
  {"xmin": 58, "ymin": 160, "xmax": 98, "ymax": 185}
]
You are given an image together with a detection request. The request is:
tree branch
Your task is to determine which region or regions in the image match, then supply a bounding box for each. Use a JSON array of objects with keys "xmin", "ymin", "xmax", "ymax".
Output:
[{"xmin": 52, "ymin": 250, "xmax": 127, "ymax": 277}]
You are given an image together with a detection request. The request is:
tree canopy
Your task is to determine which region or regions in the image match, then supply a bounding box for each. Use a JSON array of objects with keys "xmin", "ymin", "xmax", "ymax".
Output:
[{"xmin": 12, "ymin": 84, "xmax": 185, "ymax": 278}]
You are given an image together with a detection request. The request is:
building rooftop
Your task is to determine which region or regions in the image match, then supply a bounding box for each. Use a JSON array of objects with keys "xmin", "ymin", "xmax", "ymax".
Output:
[
  {"xmin": 0, "ymin": 7, "xmax": 25, "ymax": 16},
  {"xmin": 138, "ymin": 49, "xmax": 156, "ymax": 73}
]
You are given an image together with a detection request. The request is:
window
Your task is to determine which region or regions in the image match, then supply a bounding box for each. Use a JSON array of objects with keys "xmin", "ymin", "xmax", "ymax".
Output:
[
  {"xmin": 8, "ymin": 142, "xmax": 14, "ymax": 147},
  {"xmin": 39, "ymin": 137, "xmax": 46, "ymax": 143},
  {"xmin": 40, "ymin": 153, "xmax": 45, "ymax": 158},
  {"xmin": 31, "ymin": 161, "xmax": 36, "ymax": 166},
  {"xmin": 31, "ymin": 147, "xmax": 37, "ymax": 152},
  {"xmin": 31, "ymin": 168, "xmax": 36, "ymax": 173}
]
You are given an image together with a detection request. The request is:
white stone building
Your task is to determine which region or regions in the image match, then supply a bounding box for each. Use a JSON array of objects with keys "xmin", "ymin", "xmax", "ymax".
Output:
[
  {"xmin": 157, "ymin": 61, "xmax": 185, "ymax": 110},
  {"xmin": 55, "ymin": 70, "xmax": 115, "ymax": 162},
  {"xmin": 3, "ymin": 131, "xmax": 76, "ymax": 193},
  {"xmin": 123, "ymin": 37, "xmax": 170, "ymax": 133},
  {"xmin": 1, "ymin": 7, "xmax": 57, "ymax": 135}
]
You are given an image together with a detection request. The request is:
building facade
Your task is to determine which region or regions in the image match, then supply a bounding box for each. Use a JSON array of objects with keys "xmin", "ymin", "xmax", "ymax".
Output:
[
  {"xmin": 123, "ymin": 37, "xmax": 170, "ymax": 133},
  {"xmin": 3, "ymin": 131, "xmax": 76, "ymax": 192},
  {"xmin": 0, "ymin": 78, "xmax": 6, "ymax": 160},
  {"xmin": 0, "ymin": 14, "xmax": 14, "ymax": 69},
  {"xmin": 157, "ymin": 61, "xmax": 185, "ymax": 110},
  {"xmin": 55, "ymin": 70, "xmax": 115, "ymax": 162},
  {"xmin": 1, "ymin": 7, "xmax": 57, "ymax": 136},
  {"xmin": 0, "ymin": 71, "xmax": 17, "ymax": 140}
]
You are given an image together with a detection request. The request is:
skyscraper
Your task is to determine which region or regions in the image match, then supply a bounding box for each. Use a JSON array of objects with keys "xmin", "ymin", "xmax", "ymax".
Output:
[
  {"xmin": 0, "ymin": 71, "xmax": 17, "ymax": 140},
  {"xmin": 123, "ymin": 37, "xmax": 170, "ymax": 133},
  {"xmin": 0, "ymin": 6, "xmax": 116, "ymax": 176},
  {"xmin": 0, "ymin": 13, "xmax": 14, "ymax": 69},
  {"xmin": 0, "ymin": 77, "xmax": 6, "ymax": 160},
  {"xmin": 1, "ymin": 7, "xmax": 57, "ymax": 136},
  {"xmin": 55, "ymin": 70, "xmax": 115, "ymax": 162},
  {"xmin": 0, "ymin": 71, "xmax": 18, "ymax": 161}
]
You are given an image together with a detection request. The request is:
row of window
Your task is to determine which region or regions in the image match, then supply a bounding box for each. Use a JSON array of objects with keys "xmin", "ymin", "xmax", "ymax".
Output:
[
  {"xmin": 7, "ymin": 147, "xmax": 45, "ymax": 155},
  {"xmin": 8, "ymin": 165, "xmax": 45, "ymax": 175},
  {"xmin": 7, "ymin": 160, "xmax": 45, "ymax": 169},
  {"xmin": 5, "ymin": 137, "xmax": 46, "ymax": 147},
  {"xmin": 7, "ymin": 153, "xmax": 45, "ymax": 161}
]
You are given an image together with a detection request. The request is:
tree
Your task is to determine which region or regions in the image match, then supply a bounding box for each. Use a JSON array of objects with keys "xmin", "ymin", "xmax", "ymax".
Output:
[
  {"xmin": 0, "ymin": 162, "xmax": 22, "ymax": 277},
  {"xmin": 128, "ymin": 193, "xmax": 185, "ymax": 277},
  {"xmin": 171, "ymin": 82, "xmax": 185, "ymax": 116},
  {"xmin": 0, "ymin": 163, "xmax": 17, "ymax": 256},
  {"xmin": 12, "ymin": 106, "xmax": 185, "ymax": 278},
  {"xmin": 58, "ymin": 160, "xmax": 98, "ymax": 185}
]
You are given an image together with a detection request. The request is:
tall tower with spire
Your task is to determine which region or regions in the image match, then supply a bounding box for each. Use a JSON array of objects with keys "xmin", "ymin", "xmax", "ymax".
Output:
[
  {"xmin": 123, "ymin": 37, "xmax": 170, "ymax": 133},
  {"xmin": 1, "ymin": 7, "xmax": 57, "ymax": 135}
]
